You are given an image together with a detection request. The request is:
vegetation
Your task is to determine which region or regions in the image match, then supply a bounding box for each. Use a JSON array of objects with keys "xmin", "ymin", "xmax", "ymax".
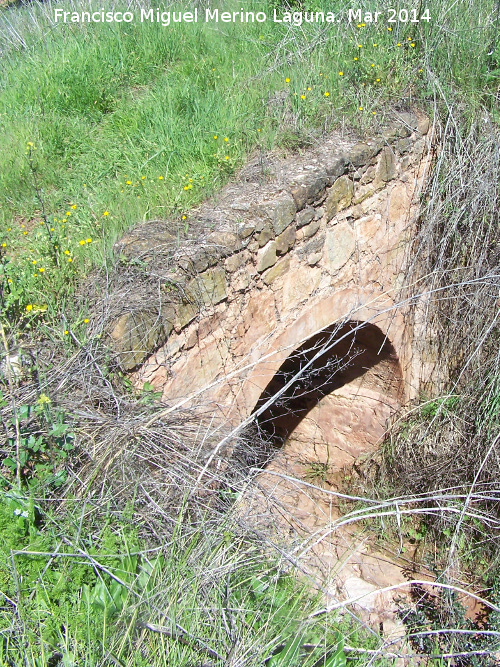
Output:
[{"xmin": 1, "ymin": 0, "xmax": 500, "ymax": 664}]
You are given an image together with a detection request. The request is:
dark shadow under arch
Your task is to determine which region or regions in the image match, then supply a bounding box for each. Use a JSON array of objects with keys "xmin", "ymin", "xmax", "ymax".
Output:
[{"xmin": 254, "ymin": 320, "xmax": 403, "ymax": 448}]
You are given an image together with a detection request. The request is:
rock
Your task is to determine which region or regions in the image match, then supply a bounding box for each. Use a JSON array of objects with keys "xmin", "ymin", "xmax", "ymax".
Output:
[
  {"xmin": 288, "ymin": 168, "xmax": 328, "ymax": 209},
  {"xmin": 257, "ymin": 224, "xmax": 274, "ymax": 247},
  {"xmin": 325, "ymin": 176, "xmax": 354, "ymax": 221},
  {"xmin": 232, "ymin": 269, "xmax": 251, "ymax": 292},
  {"xmin": 206, "ymin": 231, "xmax": 243, "ymax": 255},
  {"xmin": 281, "ymin": 264, "xmax": 321, "ymax": 311},
  {"xmin": 417, "ymin": 116, "xmax": 430, "ymax": 135},
  {"xmin": 302, "ymin": 219, "xmax": 321, "ymax": 239},
  {"xmin": 307, "ymin": 252, "xmax": 322, "ymax": 266},
  {"xmin": 375, "ymin": 147, "xmax": 397, "ymax": 183},
  {"xmin": 352, "ymin": 184, "xmax": 377, "ymax": 206},
  {"xmin": 225, "ymin": 252, "xmax": 245, "ymax": 273},
  {"xmin": 360, "ymin": 165, "xmax": 376, "ymax": 184},
  {"xmin": 396, "ymin": 137, "xmax": 413, "ymax": 154},
  {"xmin": 262, "ymin": 256, "xmax": 291, "ymax": 285},
  {"xmin": 238, "ymin": 221, "xmax": 256, "ymax": 239},
  {"xmin": 299, "ymin": 234, "xmax": 325, "ymax": 258},
  {"xmin": 275, "ymin": 225, "xmax": 296, "ymax": 254},
  {"xmin": 349, "ymin": 142, "xmax": 382, "ymax": 167},
  {"xmin": 253, "ymin": 193, "xmax": 296, "ymax": 235},
  {"xmin": 256, "ymin": 241, "xmax": 277, "ymax": 272},
  {"xmin": 114, "ymin": 222, "xmax": 177, "ymax": 260},
  {"xmin": 324, "ymin": 154, "xmax": 348, "ymax": 182},
  {"xmin": 175, "ymin": 301, "xmax": 198, "ymax": 330},
  {"xmin": 184, "ymin": 267, "xmax": 227, "ymax": 308},
  {"xmin": 110, "ymin": 308, "xmax": 174, "ymax": 371},
  {"xmin": 296, "ymin": 206, "xmax": 315, "ymax": 228},
  {"xmin": 324, "ymin": 222, "xmax": 356, "ymax": 272}
]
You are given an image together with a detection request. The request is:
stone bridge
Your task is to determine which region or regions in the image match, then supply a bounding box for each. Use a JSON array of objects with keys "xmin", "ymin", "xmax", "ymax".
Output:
[
  {"xmin": 110, "ymin": 111, "xmax": 434, "ymax": 631},
  {"xmin": 112, "ymin": 111, "xmax": 432, "ymax": 435}
]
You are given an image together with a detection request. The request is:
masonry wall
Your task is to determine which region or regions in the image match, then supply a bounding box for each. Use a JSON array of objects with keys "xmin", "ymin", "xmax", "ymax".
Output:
[{"xmin": 109, "ymin": 111, "xmax": 434, "ymax": 419}]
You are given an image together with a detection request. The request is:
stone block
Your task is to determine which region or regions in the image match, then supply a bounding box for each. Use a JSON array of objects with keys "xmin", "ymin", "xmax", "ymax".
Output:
[
  {"xmin": 256, "ymin": 241, "xmax": 277, "ymax": 272},
  {"xmin": 324, "ymin": 154, "xmax": 348, "ymax": 181},
  {"xmin": 307, "ymin": 252, "xmax": 322, "ymax": 266},
  {"xmin": 253, "ymin": 193, "xmax": 296, "ymax": 235},
  {"xmin": 262, "ymin": 256, "xmax": 291, "ymax": 285},
  {"xmin": 302, "ymin": 219, "xmax": 320, "ymax": 239},
  {"xmin": 375, "ymin": 147, "xmax": 397, "ymax": 183},
  {"xmin": 275, "ymin": 225, "xmax": 296, "ymax": 254},
  {"xmin": 324, "ymin": 222, "xmax": 356, "ymax": 272},
  {"xmin": 349, "ymin": 142, "xmax": 382, "ymax": 167},
  {"xmin": 282, "ymin": 264, "xmax": 321, "ymax": 312},
  {"xmin": 110, "ymin": 308, "xmax": 173, "ymax": 371},
  {"xmin": 325, "ymin": 175, "xmax": 354, "ymax": 221},
  {"xmin": 288, "ymin": 168, "xmax": 328, "ymax": 210},
  {"xmin": 185, "ymin": 267, "xmax": 227, "ymax": 307},
  {"xmin": 257, "ymin": 224, "xmax": 274, "ymax": 247},
  {"xmin": 206, "ymin": 231, "xmax": 243, "ymax": 255},
  {"xmin": 225, "ymin": 252, "xmax": 245, "ymax": 273},
  {"xmin": 296, "ymin": 206, "xmax": 315, "ymax": 228}
]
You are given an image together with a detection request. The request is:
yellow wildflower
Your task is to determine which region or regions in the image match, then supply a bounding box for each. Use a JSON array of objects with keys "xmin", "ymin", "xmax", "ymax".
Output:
[
  {"xmin": 84, "ymin": 318, "xmax": 89, "ymax": 324},
  {"xmin": 39, "ymin": 267, "xmax": 45, "ymax": 273},
  {"xmin": 86, "ymin": 238, "xmax": 92, "ymax": 243},
  {"xmin": 285, "ymin": 77, "xmax": 290, "ymax": 83},
  {"xmin": 79, "ymin": 240, "xmax": 85, "ymax": 245},
  {"xmin": 324, "ymin": 91, "xmax": 330, "ymax": 97},
  {"xmin": 26, "ymin": 304, "xmax": 33, "ymax": 311},
  {"xmin": 103, "ymin": 211, "xmax": 109, "ymax": 216},
  {"xmin": 300, "ymin": 94, "xmax": 306, "ymax": 99},
  {"xmin": 338, "ymin": 72, "xmax": 343, "ymax": 76}
]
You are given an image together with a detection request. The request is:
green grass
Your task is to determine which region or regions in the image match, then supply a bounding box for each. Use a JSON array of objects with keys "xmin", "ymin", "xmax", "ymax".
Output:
[{"xmin": 0, "ymin": 0, "xmax": 498, "ymax": 326}]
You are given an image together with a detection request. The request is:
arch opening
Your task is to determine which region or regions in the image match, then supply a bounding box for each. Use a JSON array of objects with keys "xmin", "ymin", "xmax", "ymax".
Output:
[{"xmin": 252, "ymin": 321, "xmax": 404, "ymax": 481}]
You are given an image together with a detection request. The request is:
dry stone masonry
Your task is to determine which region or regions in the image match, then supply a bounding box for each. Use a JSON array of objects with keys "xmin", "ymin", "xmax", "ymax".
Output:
[
  {"xmin": 109, "ymin": 110, "xmax": 434, "ymax": 635},
  {"xmin": 112, "ymin": 110, "xmax": 432, "ymax": 414}
]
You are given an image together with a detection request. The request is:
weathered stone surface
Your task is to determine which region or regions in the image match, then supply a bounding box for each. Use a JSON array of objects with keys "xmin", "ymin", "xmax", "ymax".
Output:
[
  {"xmin": 307, "ymin": 252, "xmax": 322, "ymax": 266},
  {"xmin": 262, "ymin": 256, "xmax": 291, "ymax": 285},
  {"xmin": 206, "ymin": 231, "xmax": 243, "ymax": 255},
  {"xmin": 325, "ymin": 176, "xmax": 354, "ymax": 221},
  {"xmin": 302, "ymin": 219, "xmax": 321, "ymax": 239},
  {"xmin": 234, "ymin": 290, "xmax": 276, "ymax": 351},
  {"xmin": 253, "ymin": 193, "xmax": 296, "ymax": 235},
  {"xmin": 281, "ymin": 264, "xmax": 321, "ymax": 311},
  {"xmin": 184, "ymin": 267, "xmax": 227, "ymax": 308},
  {"xmin": 360, "ymin": 165, "xmax": 376, "ymax": 185},
  {"xmin": 324, "ymin": 154, "xmax": 348, "ymax": 182},
  {"xmin": 175, "ymin": 301, "xmax": 198, "ymax": 330},
  {"xmin": 114, "ymin": 224, "xmax": 177, "ymax": 260},
  {"xmin": 324, "ymin": 222, "xmax": 356, "ymax": 272},
  {"xmin": 376, "ymin": 147, "xmax": 397, "ymax": 183},
  {"xmin": 296, "ymin": 206, "xmax": 315, "ymax": 228},
  {"xmin": 275, "ymin": 225, "xmax": 296, "ymax": 254},
  {"xmin": 256, "ymin": 241, "xmax": 277, "ymax": 272},
  {"xmin": 396, "ymin": 137, "xmax": 413, "ymax": 154},
  {"xmin": 238, "ymin": 221, "xmax": 256, "ymax": 239},
  {"xmin": 110, "ymin": 308, "xmax": 173, "ymax": 371},
  {"xmin": 225, "ymin": 252, "xmax": 245, "ymax": 273},
  {"xmin": 257, "ymin": 224, "xmax": 274, "ymax": 247},
  {"xmin": 417, "ymin": 116, "xmax": 430, "ymax": 135},
  {"xmin": 349, "ymin": 142, "xmax": 382, "ymax": 167},
  {"xmin": 299, "ymin": 234, "xmax": 325, "ymax": 258},
  {"xmin": 352, "ymin": 184, "xmax": 377, "ymax": 206},
  {"xmin": 288, "ymin": 168, "xmax": 328, "ymax": 210}
]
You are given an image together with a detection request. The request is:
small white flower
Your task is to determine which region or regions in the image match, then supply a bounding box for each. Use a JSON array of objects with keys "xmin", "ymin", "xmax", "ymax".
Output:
[
  {"xmin": 13, "ymin": 508, "xmax": 21, "ymax": 516},
  {"xmin": 21, "ymin": 511, "xmax": 28, "ymax": 518}
]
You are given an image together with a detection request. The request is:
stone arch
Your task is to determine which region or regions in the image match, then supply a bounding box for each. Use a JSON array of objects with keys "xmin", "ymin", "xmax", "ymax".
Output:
[{"xmin": 249, "ymin": 319, "xmax": 403, "ymax": 477}]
